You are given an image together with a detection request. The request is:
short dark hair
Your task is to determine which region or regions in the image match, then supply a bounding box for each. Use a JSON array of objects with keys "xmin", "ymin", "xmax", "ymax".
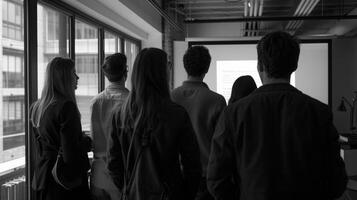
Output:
[
  {"xmin": 257, "ymin": 31, "xmax": 300, "ymax": 78},
  {"xmin": 102, "ymin": 53, "xmax": 127, "ymax": 82},
  {"xmin": 183, "ymin": 46, "xmax": 211, "ymax": 77}
]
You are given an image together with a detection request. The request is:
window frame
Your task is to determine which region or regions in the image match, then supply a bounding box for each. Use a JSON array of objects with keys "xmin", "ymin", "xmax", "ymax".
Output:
[{"xmin": 23, "ymin": 0, "xmax": 142, "ymax": 199}]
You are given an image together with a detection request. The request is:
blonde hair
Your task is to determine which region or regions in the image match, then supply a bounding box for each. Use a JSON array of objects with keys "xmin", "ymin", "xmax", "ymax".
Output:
[{"xmin": 31, "ymin": 57, "xmax": 77, "ymax": 127}]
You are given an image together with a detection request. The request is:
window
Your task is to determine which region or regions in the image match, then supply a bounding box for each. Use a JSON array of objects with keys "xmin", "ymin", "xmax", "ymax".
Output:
[
  {"xmin": 2, "ymin": 0, "xmax": 142, "ymax": 198},
  {"xmin": 2, "ymin": 0, "xmax": 24, "ymax": 41},
  {"xmin": 3, "ymin": 96, "xmax": 25, "ymax": 137},
  {"xmin": 2, "ymin": 53, "xmax": 24, "ymax": 88},
  {"xmin": 37, "ymin": 4, "xmax": 70, "ymax": 97},
  {"xmin": 75, "ymin": 19, "xmax": 99, "ymax": 131},
  {"xmin": 124, "ymin": 40, "xmax": 139, "ymax": 90},
  {"xmin": 76, "ymin": 55, "xmax": 98, "ymax": 73},
  {"xmin": 0, "ymin": 0, "xmax": 26, "ymax": 189},
  {"xmin": 75, "ymin": 20, "xmax": 98, "ymax": 39}
]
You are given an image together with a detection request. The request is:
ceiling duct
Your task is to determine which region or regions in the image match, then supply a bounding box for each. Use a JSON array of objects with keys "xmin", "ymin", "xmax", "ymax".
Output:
[{"xmin": 244, "ymin": 0, "xmax": 263, "ymax": 36}]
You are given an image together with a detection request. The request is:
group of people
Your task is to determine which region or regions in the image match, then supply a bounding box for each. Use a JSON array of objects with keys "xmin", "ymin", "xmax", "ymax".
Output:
[{"xmin": 30, "ymin": 31, "xmax": 347, "ymax": 200}]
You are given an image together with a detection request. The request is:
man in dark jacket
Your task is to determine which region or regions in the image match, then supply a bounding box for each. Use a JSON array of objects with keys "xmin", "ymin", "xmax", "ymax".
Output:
[
  {"xmin": 172, "ymin": 46, "xmax": 226, "ymax": 200},
  {"xmin": 207, "ymin": 31, "xmax": 347, "ymax": 200}
]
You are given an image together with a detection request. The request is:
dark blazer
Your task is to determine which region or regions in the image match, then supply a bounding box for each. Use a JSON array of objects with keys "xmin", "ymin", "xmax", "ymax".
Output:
[
  {"xmin": 107, "ymin": 99, "xmax": 201, "ymax": 200},
  {"xmin": 31, "ymin": 98, "xmax": 90, "ymax": 200},
  {"xmin": 207, "ymin": 83, "xmax": 347, "ymax": 200}
]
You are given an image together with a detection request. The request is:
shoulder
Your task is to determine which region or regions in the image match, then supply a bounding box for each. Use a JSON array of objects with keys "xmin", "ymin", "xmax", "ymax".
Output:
[
  {"xmin": 298, "ymin": 92, "xmax": 330, "ymax": 114},
  {"xmin": 90, "ymin": 91, "xmax": 106, "ymax": 105},
  {"xmin": 160, "ymin": 100, "xmax": 190, "ymax": 120},
  {"xmin": 203, "ymin": 90, "xmax": 227, "ymax": 106},
  {"xmin": 171, "ymin": 86, "xmax": 184, "ymax": 96},
  {"xmin": 210, "ymin": 90, "xmax": 226, "ymax": 103},
  {"xmin": 166, "ymin": 100, "xmax": 187, "ymax": 113}
]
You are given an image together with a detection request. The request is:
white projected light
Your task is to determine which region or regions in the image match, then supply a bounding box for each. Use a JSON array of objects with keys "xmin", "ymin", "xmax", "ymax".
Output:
[{"xmin": 217, "ymin": 60, "xmax": 295, "ymax": 102}]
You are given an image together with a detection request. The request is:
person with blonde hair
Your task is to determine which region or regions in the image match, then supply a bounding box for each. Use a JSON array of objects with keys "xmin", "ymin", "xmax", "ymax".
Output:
[
  {"xmin": 30, "ymin": 57, "xmax": 91, "ymax": 200},
  {"xmin": 107, "ymin": 48, "xmax": 201, "ymax": 200}
]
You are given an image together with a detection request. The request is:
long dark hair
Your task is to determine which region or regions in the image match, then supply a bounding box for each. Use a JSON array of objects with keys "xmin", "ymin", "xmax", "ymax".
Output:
[
  {"xmin": 120, "ymin": 48, "xmax": 170, "ymax": 133},
  {"xmin": 228, "ymin": 75, "xmax": 257, "ymax": 105},
  {"xmin": 31, "ymin": 57, "xmax": 77, "ymax": 127}
]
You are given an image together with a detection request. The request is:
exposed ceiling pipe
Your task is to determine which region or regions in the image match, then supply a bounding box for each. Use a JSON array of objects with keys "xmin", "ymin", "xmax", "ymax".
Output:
[
  {"xmin": 286, "ymin": 0, "xmax": 306, "ymax": 30},
  {"xmin": 301, "ymin": 0, "xmax": 316, "ymax": 15},
  {"xmin": 249, "ymin": 0, "xmax": 254, "ymax": 17},
  {"xmin": 258, "ymin": 0, "xmax": 263, "ymax": 16},
  {"xmin": 253, "ymin": 0, "xmax": 259, "ymax": 16},
  {"xmin": 292, "ymin": 0, "xmax": 320, "ymax": 30},
  {"xmin": 245, "ymin": 0, "xmax": 262, "ymax": 36},
  {"xmin": 289, "ymin": 0, "xmax": 311, "ymax": 29},
  {"xmin": 298, "ymin": 0, "xmax": 311, "ymax": 15},
  {"xmin": 306, "ymin": 0, "xmax": 320, "ymax": 15},
  {"xmin": 294, "ymin": 0, "xmax": 306, "ymax": 16},
  {"xmin": 256, "ymin": 0, "xmax": 264, "ymax": 36},
  {"xmin": 248, "ymin": 0, "xmax": 253, "ymax": 36},
  {"xmin": 286, "ymin": 0, "xmax": 320, "ymax": 32},
  {"xmin": 146, "ymin": 0, "xmax": 184, "ymax": 32},
  {"xmin": 185, "ymin": 15, "xmax": 357, "ymax": 23},
  {"xmin": 244, "ymin": 0, "xmax": 248, "ymax": 17},
  {"xmin": 253, "ymin": 0, "xmax": 258, "ymax": 36}
]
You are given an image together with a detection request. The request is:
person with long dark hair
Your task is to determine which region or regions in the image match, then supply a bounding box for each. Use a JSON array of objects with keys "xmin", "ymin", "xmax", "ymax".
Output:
[
  {"xmin": 30, "ymin": 57, "xmax": 91, "ymax": 200},
  {"xmin": 107, "ymin": 48, "xmax": 201, "ymax": 200},
  {"xmin": 228, "ymin": 75, "xmax": 257, "ymax": 105}
]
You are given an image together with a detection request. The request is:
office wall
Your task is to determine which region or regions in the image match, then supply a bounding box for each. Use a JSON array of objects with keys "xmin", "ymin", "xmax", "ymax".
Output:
[
  {"xmin": 173, "ymin": 42, "xmax": 329, "ymax": 104},
  {"xmin": 332, "ymin": 38, "xmax": 357, "ymax": 133},
  {"xmin": 333, "ymin": 37, "xmax": 357, "ymax": 176},
  {"xmin": 173, "ymin": 41, "xmax": 187, "ymax": 88}
]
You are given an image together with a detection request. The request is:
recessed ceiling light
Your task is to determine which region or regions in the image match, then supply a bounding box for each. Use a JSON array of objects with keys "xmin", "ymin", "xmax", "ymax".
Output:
[{"xmin": 248, "ymin": 2, "xmax": 251, "ymax": 7}]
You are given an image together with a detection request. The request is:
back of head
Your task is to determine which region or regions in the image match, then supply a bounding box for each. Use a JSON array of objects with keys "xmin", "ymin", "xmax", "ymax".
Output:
[
  {"xmin": 257, "ymin": 31, "xmax": 300, "ymax": 79},
  {"xmin": 121, "ymin": 48, "xmax": 169, "ymax": 130},
  {"xmin": 32, "ymin": 57, "xmax": 76, "ymax": 127},
  {"xmin": 183, "ymin": 46, "xmax": 211, "ymax": 77},
  {"xmin": 229, "ymin": 75, "xmax": 257, "ymax": 105},
  {"xmin": 102, "ymin": 53, "xmax": 127, "ymax": 82}
]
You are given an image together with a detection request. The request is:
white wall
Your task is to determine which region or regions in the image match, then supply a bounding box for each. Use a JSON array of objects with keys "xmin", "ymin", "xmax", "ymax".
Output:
[
  {"xmin": 173, "ymin": 41, "xmax": 187, "ymax": 87},
  {"xmin": 174, "ymin": 42, "xmax": 329, "ymax": 105},
  {"xmin": 142, "ymin": 33, "xmax": 162, "ymax": 49},
  {"xmin": 296, "ymin": 43, "xmax": 329, "ymax": 104}
]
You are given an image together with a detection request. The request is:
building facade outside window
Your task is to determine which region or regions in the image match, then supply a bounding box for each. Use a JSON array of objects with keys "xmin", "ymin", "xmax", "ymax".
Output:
[
  {"xmin": 75, "ymin": 19, "xmax": 98, "ymax": 131},
  {"xmin": 0, "ymin": 0, "xmax": 26, "ymax": 195},
  {"xmin": 0, "ymin": 0, "xmax": 141, "ymax": 197}
]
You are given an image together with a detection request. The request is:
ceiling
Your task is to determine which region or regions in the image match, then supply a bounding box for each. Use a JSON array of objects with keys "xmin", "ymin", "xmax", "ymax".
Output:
[{"xmin": 168, "ymin": 0, "xmax": 357, "ymax": 37}]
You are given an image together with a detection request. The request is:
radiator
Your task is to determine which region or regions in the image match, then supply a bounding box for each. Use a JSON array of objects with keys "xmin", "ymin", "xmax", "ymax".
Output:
[{"xmin": 1, "ymin": 176, "xmax": 25, "ymax": 200}]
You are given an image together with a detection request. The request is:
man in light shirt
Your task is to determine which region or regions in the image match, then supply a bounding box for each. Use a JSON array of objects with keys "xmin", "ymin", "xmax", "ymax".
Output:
[{"xmin": 90, "ymin": 53, "xmax": 129, "ymax": 200}]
